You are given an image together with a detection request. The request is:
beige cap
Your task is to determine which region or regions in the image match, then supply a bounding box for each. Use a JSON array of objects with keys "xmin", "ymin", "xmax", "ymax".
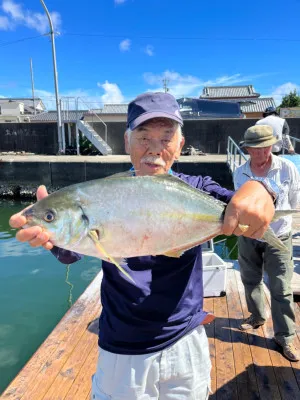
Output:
[{"xmin": 240, "ymin": 125, "xmax": 277, "ymax": 148}]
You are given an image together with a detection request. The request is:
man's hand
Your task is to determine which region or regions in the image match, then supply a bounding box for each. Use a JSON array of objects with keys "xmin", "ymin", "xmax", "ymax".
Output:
[
  {"xmin": 9, "ymin": 185, "xmax": 53, "ymax": 250},
  {"xmin": 223, "ymin": 180, "xmax": 275, "ymax": 239},
  {"xmin": 288, "ymin": 149, "xmax": 296, "ymax": 155}
]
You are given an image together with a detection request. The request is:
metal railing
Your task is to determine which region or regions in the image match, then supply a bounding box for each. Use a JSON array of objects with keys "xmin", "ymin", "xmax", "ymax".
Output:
[
  {"xmin": 227, "ymin": 136, "xmax": 248, "ymax": 174},
  {"xmin": 76, "ymin": 97, "xmax": 108, "ymax": 143}
]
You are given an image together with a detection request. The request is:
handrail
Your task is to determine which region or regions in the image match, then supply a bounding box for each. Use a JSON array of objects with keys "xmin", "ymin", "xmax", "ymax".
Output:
[
  {"xmin": 227, "ymin": 136, "xmax": 247, "ymax": 174},
  {"xmin": 76, "ymin": 97, "xmax": 108, "ymax": 142}
]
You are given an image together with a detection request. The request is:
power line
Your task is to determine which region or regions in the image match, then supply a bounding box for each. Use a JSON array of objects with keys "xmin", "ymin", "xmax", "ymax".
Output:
[
  {"xmin": 64, "ymin": 32, "xmax": 300, "ymax": 42},
  {"xmin": 0, "ymin": 34, "xmax": 47, "ymax": 48},
  {"xmin": 1, "ymin": 32, "xmax": 300, "ymax": 48}
]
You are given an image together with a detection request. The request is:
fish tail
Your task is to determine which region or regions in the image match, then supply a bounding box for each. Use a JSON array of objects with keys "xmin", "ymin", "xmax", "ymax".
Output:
[
  {"xmin": 273, "ymin": 209, "xmax": 300, "ymax": 222},
  {"xmin": 262, "ymin": 227, "xmax": 289, "ymax": 253}
]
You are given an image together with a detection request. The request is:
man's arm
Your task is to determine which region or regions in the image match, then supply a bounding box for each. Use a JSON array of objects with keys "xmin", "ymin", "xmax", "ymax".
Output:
[
  {"xmin": 283, "ymin": 120, "xmax": 295, "ymax": 154},
  {"xmin": 194, "ymin": 173, "xmax": 275, "ymax": 239}
]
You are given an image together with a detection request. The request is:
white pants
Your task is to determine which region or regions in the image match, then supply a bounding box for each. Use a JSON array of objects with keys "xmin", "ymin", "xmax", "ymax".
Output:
[{"xmin": 91, "ymin": 325, "xmax": 211, "ymax": 400}]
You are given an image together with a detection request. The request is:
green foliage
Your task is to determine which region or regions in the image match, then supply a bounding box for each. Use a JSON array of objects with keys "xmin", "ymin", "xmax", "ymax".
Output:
[
  {"xmin": 79, "ymin": 133, "xmax": 100, "ymax": 155},
  {"xmin": 280, "ymin": 89, "xmax": 300, "ymax": 108}
]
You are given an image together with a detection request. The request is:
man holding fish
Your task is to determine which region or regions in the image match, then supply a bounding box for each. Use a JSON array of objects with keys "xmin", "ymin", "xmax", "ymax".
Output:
[{"xmin": 10, "ymin": 92, "xmax": 283, "ymax": 399}]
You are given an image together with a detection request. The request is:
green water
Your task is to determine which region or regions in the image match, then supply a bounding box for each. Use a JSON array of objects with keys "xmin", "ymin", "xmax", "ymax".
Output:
[
  {"xmin": 0, "ymin": 200, "xmax": 102, "ymax": 394},
  {"xmin": 0, "ymin": 200, "xmax": 237, "ymax": 394}
]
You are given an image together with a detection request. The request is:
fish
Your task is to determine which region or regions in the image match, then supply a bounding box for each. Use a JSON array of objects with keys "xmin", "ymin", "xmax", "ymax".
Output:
[{"xmin": 21, "ymin": 172, "xmax": 298, "ymax": 283}]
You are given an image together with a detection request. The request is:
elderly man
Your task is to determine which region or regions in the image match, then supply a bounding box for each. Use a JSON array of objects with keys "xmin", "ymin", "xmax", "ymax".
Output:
[
  {"xmin": 10, "ymin": 92, "xmax": 277, "ymax": 399},
  {"xmin": 234, "ymin": 125, "xmax": 300, "ymax": 362}
]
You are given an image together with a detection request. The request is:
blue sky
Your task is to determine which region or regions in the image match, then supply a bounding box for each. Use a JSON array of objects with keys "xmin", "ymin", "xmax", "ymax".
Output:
[{"xmin": 0, "ymin": 0, "xmax": 300, "ymax": 109}]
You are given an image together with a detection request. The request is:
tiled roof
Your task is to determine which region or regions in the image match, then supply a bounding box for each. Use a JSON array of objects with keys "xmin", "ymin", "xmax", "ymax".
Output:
[
  {"xmin": 220, "ymin": 97, "xmax": 276, "ymax": 113},
  {"xmin": 29, "ymin": 110, "xmax": 84, "ymax": 122},
  {"xmin": 238, "ymin": 97, "xmax": 276, "ymax": 113},
  {"xmin": 201, "ymin": 85, "xmax": 260, "ymax": 99},
  {"xmin": 101, "ymin": 104, "xmax": 128, "ymax": 114}
]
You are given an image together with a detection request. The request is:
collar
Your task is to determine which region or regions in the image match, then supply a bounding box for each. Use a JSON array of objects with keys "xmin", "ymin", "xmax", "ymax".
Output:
[{"xmin": 244, "ymin": 153, "xmax": 281, "ymax": 178}]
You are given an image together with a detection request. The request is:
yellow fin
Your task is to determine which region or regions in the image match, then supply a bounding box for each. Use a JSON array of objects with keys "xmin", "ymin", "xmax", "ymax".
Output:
[
  {"xmin": 163, "ymin": 250, "xmax": 185, "ymax": 258},
  {"xmin": 88, "ymin": 230, "xmax": 135, "ymax": 284}
]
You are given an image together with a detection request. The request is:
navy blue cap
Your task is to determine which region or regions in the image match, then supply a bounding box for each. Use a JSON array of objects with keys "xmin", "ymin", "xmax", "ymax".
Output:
[{"xmin": 127, "ymin": 92, "xmax": 183, "ymax": 130}]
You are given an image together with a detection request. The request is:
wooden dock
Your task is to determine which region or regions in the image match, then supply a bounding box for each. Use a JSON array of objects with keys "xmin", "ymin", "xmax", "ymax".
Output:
[
  {"xmin": 2, "ymin": 215, "xmax": 300, "ymax": 399},
  {"xmin": 2, "ymin": 263, "xmax": 300, "ymax": 400}
]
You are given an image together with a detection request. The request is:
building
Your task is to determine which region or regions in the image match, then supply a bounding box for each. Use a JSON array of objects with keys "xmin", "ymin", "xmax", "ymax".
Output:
[
  {"xmin": 0, "ymin": 98, "xmax": 46, "ymax": 122},
  {"xmin": 200, "ymin": 85, "xmax": 276, "ymax": 118}
]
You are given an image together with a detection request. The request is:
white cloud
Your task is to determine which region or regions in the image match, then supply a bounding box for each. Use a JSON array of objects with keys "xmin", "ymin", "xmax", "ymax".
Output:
[
  {"xmin": 143, "ymin": 70, "xmax": 268, "ymax": 98},
  {"xmin": 0, "ymin": 14, "xmax": 10, "ymax": 29},
  {"xmin": 144, "ymin": 45, "xmax": 154, "ymax": 56},
  {"xmin": 1, "ymin": 0, "xmax": 61, "ymax": 34},
  {"xmin": 115, "ymin": 0, "xmax": 127, "ymax": 4},
  {"xmin": 97, "ymin": 81, "xmax": 125, "ymax": 104},
  {"xmin": 32, "ymin": 88, "xmax": 103, "ymax": 110},
  {"xmin": 119, "ymin": 39, "xmax": 131, "ymax": 52},
  {"xmin": 269, "ymin": 82, "xmax": 300, "ymax": 105}
]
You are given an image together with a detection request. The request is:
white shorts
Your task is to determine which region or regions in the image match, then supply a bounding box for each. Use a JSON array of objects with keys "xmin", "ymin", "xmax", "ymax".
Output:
[{"xmin": 91, "ymin": 325, "xmax": 211, "ymax": 400}]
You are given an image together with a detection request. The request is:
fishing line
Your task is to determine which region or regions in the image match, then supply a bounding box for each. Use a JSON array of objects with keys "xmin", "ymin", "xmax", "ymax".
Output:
[{"xmin": 65, "ymin": 264, "xmax": 74, "ymax": 308}]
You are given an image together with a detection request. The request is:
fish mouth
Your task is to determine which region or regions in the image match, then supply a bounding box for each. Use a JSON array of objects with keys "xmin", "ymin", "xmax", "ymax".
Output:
[{"xmin": 21, "ymin": 207, "xmax": 34, "ymax": 226}]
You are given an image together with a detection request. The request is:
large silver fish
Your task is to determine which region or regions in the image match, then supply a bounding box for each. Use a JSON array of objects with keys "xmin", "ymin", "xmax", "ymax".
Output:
[{"xmin": 21, "ymin": 173, "xmax": 297, "ymax": 283}]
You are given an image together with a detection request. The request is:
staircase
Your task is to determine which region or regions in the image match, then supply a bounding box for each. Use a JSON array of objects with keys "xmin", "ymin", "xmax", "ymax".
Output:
[{"xmin": 77, "ymin": 120, "xmax": 112, "ymax": 155}]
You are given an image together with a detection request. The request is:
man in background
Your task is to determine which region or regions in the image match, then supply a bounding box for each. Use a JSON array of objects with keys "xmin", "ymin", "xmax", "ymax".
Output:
[
  {"xmin": 234, "ymin": 124, "xmax": 300, "ymax": 362},
  {"xmin": 256, "ymin": 106, "xmax": 295, "ymax": 155}
]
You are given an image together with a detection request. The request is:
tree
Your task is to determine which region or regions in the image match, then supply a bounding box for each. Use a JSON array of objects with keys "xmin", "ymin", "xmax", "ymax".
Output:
[{"xmin": 280, "ymin": 89, "xmax": 300, "ymax": 108}]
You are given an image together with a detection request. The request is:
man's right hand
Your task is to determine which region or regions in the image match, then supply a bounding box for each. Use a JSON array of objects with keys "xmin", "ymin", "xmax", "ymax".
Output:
[{"xmin": 9, "ymin": 185, "xmax": 54, "ymax": 250}]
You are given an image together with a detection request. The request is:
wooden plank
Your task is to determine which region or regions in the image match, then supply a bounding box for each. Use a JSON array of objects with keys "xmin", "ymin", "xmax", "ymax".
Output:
[
  {"xmin": 260, "ymin": 285, "xmax": 300, "ymax": 400},
  {"xmin": 204, "ymin": 297, "xmax": 216, "ymax": 399},
  {"xmin": 64, "ymin": 343, "xmax": 98, "ymax": 400},
  {"xmin": 42, "ymin": 316, "xmax": 100, "ymax": 400},
  {"xmin": 227, "ymin": 269, "xmax": 260, "ymax": 400},
  {"xmin": 1, "ymin": 271, "xmax": 103, "ymax": 400},
  {"xmin": 234, "ymin": 265, "xmax": 281, "ymax": 400},
  {"xmin": 213, "ymin": 287, "xmax": 238, "ymax": 399}
]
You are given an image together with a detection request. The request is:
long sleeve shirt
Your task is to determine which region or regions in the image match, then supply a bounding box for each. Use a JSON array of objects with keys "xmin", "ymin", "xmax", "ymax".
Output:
[
  {"xmin": 51, "ymin": 171, "xmax": 234, "ymax": 355},
  {"xmin": 234, "ymin": 154, "xmax": 300, "ymax": 238}
]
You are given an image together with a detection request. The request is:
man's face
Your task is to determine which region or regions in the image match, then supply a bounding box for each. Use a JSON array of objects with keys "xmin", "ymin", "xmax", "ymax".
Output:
[
  {"xmin": 125, "ymin": 118, "xmax": 185, "ymax": 176},
  {"xmin": 246, "ymin": 146, "xmax": 272, "ymax": 163}
]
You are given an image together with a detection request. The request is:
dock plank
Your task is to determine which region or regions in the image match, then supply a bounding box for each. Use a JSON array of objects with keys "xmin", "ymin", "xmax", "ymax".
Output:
[
  {"xmin": 227, "ymin": 269, "xmax": 260, "ymax": 400},
  {"xmin": 1, "ymin": 272, "xmax": 102, "ymax": 400},
  {"xmin": 2, "ymin": 265, "xmax": 300, "ymax": 399}
]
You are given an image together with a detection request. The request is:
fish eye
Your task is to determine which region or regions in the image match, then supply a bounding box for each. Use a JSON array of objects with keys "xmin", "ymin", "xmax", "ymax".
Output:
[{"xmin": 44, "ymin": 210, "xmax": 55, "ymax": 223}]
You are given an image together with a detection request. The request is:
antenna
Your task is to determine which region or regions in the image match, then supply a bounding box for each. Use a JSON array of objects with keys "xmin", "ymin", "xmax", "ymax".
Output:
[
  {"xmin": 162, "ymin": 77, "xmax": 170, "ymax": 93},
  {"xmin": 30, "ymin": 58, "xmax": 36, "ymax": 115}
]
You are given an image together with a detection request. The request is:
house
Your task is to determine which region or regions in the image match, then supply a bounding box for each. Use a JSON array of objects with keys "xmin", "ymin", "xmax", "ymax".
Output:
[
  {"xmin": 0, "ymin": 98, "xmax": 46, "ymax": 122},
  {"xmin": 200, "ymin": 85, "xmax": 276, "ymax": 118}
]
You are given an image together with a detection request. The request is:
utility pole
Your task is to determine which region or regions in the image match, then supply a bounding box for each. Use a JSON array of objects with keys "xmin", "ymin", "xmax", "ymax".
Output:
[
  {"xmin": 162, "ymin": 78, "xmax": 170, "ymax": 93},
  {"xmin": 30, "ymin": 58, "xmax": 36, "ymax": 115},
  {"xmin": 40, "ymin": 0, "xmax": 63, "ymax": 154}
]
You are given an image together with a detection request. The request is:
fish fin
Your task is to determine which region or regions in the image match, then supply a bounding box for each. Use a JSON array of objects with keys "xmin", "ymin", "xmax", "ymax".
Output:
[
  {"xmin": 262, "ymin": 227, "xmax": 289, "ymax": 253},
  {"xmin": 163, "ymin": 250, "xmax": 185, "ymax": 258},
  {"xmin": 88, "ymin": 230, "xmax": 135, "ymax": 284},
  {"xmin": 272, "ymin": 209, "xmax": 300, "ymax": 222}
]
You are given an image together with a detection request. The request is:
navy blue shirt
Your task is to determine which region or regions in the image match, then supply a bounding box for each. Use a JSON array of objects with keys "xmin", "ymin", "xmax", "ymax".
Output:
[{"xmin": 51, "ymin": 172, "xmax": 234, "ymax": 354}]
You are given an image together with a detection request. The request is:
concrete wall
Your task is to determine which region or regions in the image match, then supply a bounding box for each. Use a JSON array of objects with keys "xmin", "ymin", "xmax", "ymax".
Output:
[
  {"xmin": 1, "ymin": 118, "xmax": 300, "ymax": 156},
  {"xmin": 0, "ymin": 159, "xmax": 234, "ymax": 198},
  {"xmin": 0, "ymin": 123, "xmax": 58, "ymax": 154},
  {"xmin": 92, "ymin": 118, "xmax": 300, "ymax": 155}
]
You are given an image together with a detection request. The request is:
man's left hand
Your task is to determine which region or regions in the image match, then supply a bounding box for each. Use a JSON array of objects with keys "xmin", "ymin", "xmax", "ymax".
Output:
[{"xmin": 222, "ymin": 180, "xmax": 275, "ymax": 239}]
